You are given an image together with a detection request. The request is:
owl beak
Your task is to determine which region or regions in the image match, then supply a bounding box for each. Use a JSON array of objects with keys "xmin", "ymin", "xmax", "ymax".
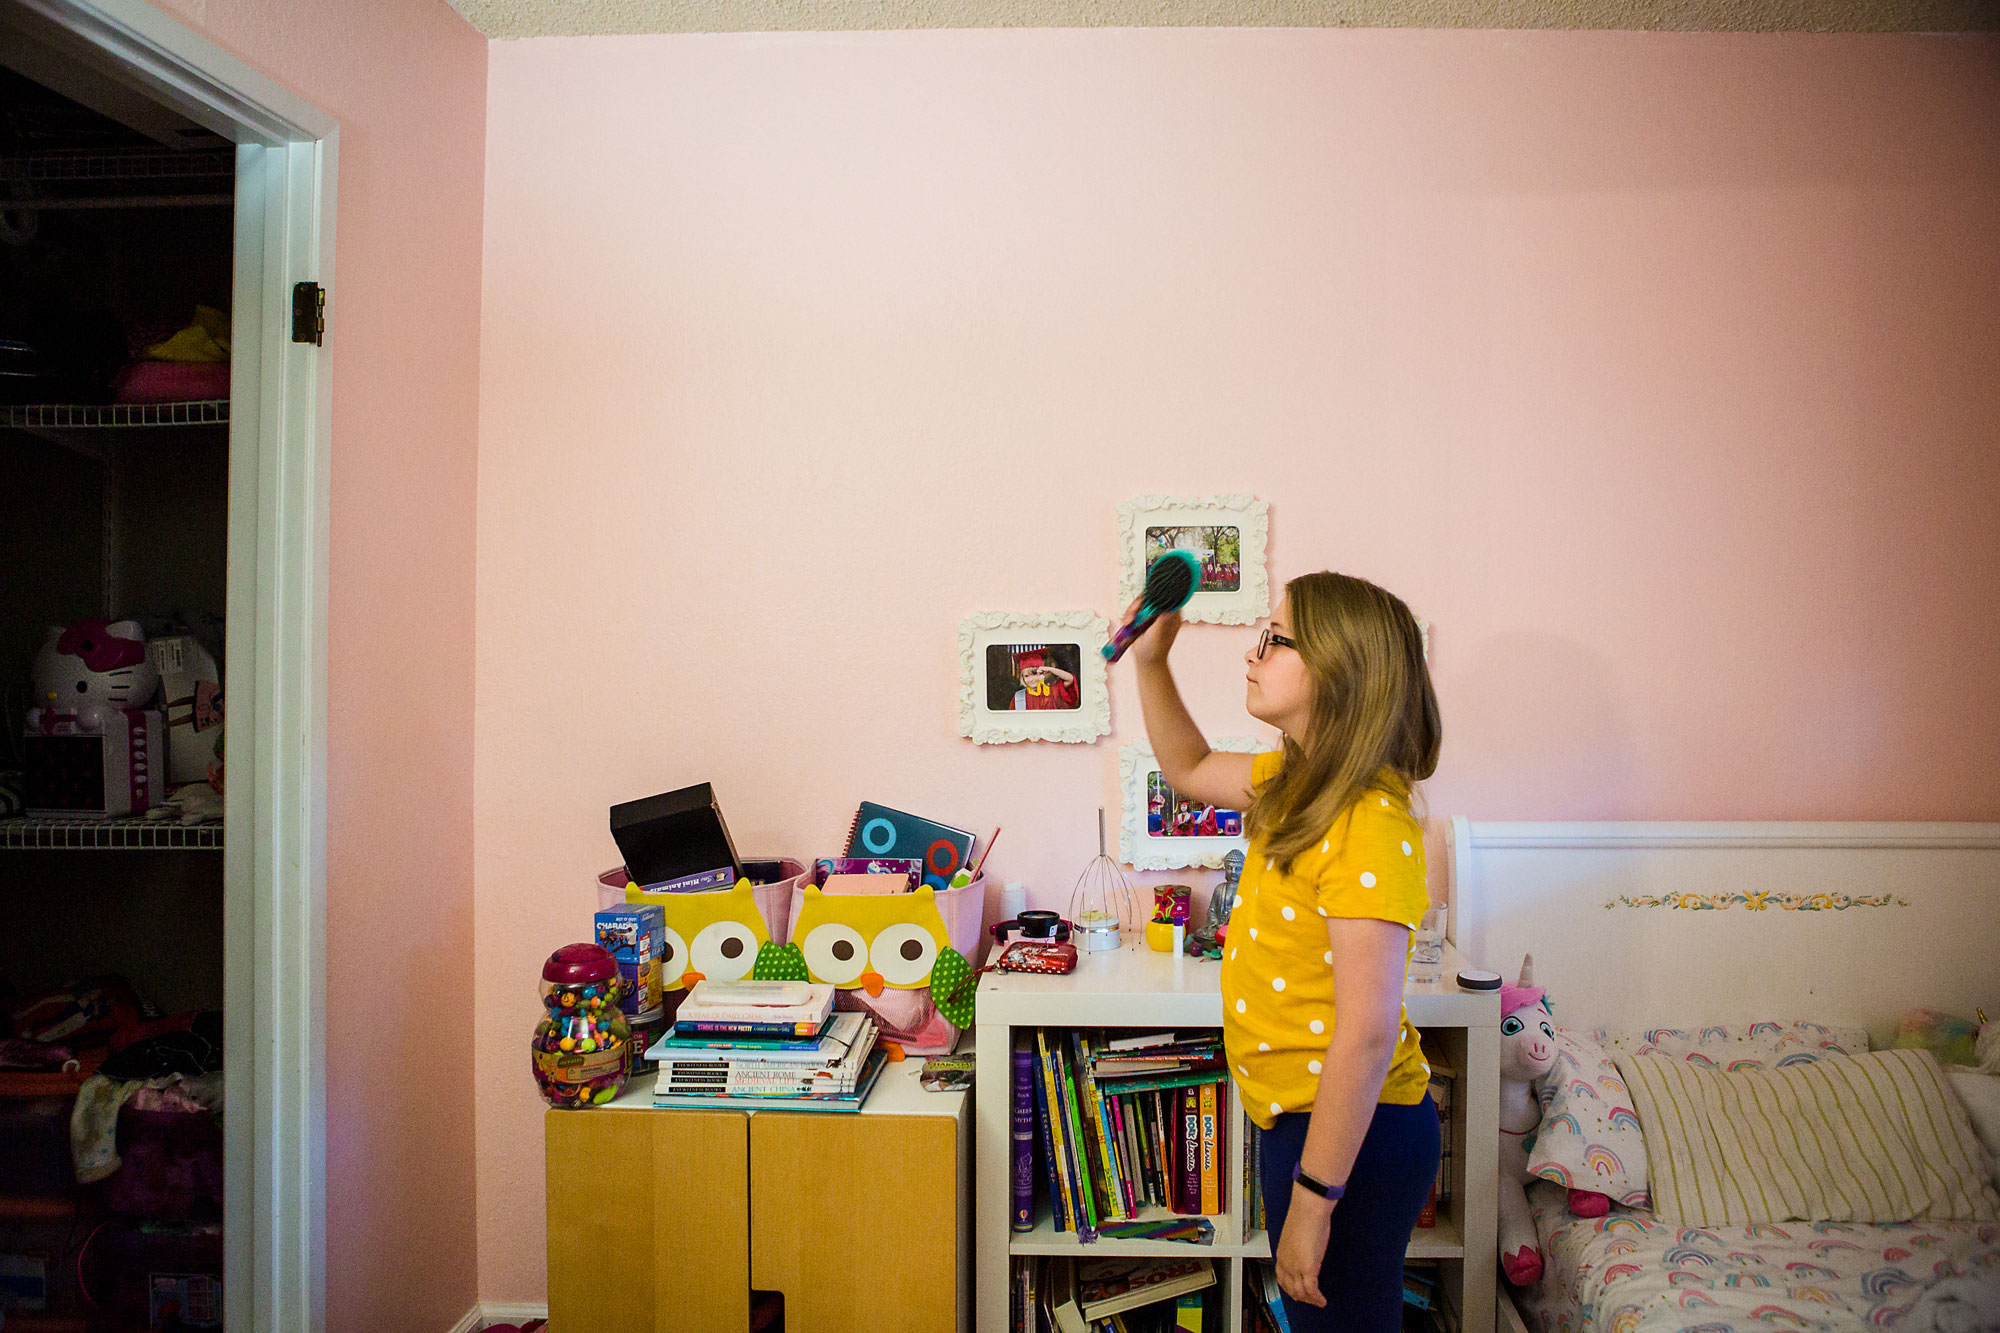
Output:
[
  {"xmin": 859, "ymin": 970, "xmax": 886, "ymax": 997},
  {"xmin": 681, "ymin": 969, "xmax": 707, "ymax": 990}
]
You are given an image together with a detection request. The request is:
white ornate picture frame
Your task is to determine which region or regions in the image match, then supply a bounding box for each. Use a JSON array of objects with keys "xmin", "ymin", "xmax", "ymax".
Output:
[
  {"xmin": 1119, "ymin": 738, "xmax": 1266, "ymax": 869},
  {"xmin": 1116, "ymin": 494, "xmax": 1270, "ymax": 627},
  {"xmin": 957, "ymin": 611, "xmax": 1112, "ymax": 745}
]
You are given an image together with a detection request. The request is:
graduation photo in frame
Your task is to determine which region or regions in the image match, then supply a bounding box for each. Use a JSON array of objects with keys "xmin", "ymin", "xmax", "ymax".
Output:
[{"xmin": 1117, "ymin": 493, "xmax": 1270, "ymax": 626}]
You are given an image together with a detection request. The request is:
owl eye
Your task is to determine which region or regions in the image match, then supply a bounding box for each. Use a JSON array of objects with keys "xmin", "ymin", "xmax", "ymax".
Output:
[
  {"xmin": 659, "ymin": 927, "xmax": 690, "ymax": 986},
  {"xmin": 801, "ymin": 923, "xmax": 868, "ymax": 986},
  {"xmin": 869, "ymin": 923, "xmax": 938, "ymax": 987},
  {"xmin": 692, "ymin": 920, "xmax": 762, "ymax": 982}
]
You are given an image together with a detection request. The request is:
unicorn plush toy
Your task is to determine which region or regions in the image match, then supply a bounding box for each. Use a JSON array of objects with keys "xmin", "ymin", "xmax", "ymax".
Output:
[{"xmin": 1497, "ymin": 954, "xmax": 1557, "ymax": 1287}]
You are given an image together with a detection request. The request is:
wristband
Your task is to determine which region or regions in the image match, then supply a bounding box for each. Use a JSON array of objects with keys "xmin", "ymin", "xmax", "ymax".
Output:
[{"xmin": 1290, "ymin": 1163, "xmax": 1345, "ymax": 1202}]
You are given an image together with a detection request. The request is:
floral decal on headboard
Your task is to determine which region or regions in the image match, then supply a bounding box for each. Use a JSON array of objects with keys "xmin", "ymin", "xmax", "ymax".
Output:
[{"xmin": 1602, "ymin": 889, "xmax": 1909, "ymax": 911}]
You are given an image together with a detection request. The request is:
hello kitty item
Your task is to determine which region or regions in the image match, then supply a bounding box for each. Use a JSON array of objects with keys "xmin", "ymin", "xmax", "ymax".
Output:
[
  {"xmin": 1498, "ymin": 953, "xmax": 1556, "ymax": 1288},
  {"xmin": 24, "ymin": 619, "xmax": 164, "ymax": 817}
]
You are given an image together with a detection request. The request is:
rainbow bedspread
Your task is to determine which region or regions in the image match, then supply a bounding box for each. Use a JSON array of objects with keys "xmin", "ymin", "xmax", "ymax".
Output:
[{"xmin": 1518, "ymin": 1182, "xmax": 2000, "ymax": 1333}]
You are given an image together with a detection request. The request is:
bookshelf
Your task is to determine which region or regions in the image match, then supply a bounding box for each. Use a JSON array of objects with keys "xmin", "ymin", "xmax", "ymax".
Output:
[{"xmin": 975, "ymin": 939, "xmax": 1499, "ymax": 1333}]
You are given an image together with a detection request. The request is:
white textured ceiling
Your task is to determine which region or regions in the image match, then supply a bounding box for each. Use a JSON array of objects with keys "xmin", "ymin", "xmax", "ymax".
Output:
[{"xmin": 446, "ymin": 0, "xmax": 2000, "ymax": 41}]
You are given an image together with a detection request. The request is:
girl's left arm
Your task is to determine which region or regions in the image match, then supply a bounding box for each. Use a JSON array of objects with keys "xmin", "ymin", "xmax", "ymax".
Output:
[{"xmin": 1273, "ymin": 916, "xmax": 1411, "ymax": 1307}]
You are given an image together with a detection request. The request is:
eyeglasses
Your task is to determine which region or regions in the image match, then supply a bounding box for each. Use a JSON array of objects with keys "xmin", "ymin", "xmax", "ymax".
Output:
[{"xmin": 1254, "ymin": 628, "xmax": 1297, "ymax": 660}]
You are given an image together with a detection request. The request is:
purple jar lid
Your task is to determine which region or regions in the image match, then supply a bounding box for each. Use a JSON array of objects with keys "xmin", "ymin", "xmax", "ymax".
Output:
[{"xmin": 543, "ymin": 943, "xmax": 615, "ymax": 986}]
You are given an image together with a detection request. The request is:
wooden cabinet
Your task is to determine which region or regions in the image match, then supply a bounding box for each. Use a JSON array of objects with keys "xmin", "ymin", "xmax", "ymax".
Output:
[
  {"xmin": 546, "ymin": 1108, "xmax": 749, "ymax": 1330},
  {"xmin": 546, "ymin": 1062, "xmax": 970, "ymax": 1333}
]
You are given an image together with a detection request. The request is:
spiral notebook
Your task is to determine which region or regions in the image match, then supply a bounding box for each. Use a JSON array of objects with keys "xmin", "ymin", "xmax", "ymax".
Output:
[{"xmin": 843, "ymin": 802, "xmax": 977, "ymax": 891}]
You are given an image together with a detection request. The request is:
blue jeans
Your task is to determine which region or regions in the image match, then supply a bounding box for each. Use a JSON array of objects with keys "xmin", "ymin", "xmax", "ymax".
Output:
[{"xmin": 1258, "ymin": 1095, "xmax": 1441, "ymax": 1333}]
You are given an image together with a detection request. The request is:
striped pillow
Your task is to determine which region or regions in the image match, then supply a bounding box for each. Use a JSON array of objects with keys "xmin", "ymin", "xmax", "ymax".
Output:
[{"xmin": 1617, "ymin": 1047, "xmax": 2000, "ymax": 1226}]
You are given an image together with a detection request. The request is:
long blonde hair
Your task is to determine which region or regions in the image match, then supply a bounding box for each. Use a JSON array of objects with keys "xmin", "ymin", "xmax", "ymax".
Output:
[{"xmin": 1246, "ymin": 572, "xmax": 1440, "ymax": 872}]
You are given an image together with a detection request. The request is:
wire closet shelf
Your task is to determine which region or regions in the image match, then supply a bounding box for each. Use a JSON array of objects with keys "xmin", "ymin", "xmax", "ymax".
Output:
[{"xmin": 0, "ymin": 817, "xmax": 224, "ymax": 851}]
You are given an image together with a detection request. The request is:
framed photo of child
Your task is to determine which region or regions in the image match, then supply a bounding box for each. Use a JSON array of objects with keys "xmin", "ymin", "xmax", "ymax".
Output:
[
  {"xmin": 1119, "ymin": 738, "xmax": 1268, "ymax": 869},
  {"xmin": 1116, "ymin": 494, "xmax": 1270, "ymax": 626},
  {"xmin": 957, "ymin": 611, "xmax": 1111, "ymax": 745}
]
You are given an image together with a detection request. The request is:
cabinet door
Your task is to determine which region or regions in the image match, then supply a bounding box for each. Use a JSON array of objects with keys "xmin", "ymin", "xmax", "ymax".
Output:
[
  {"xmin": 751, "ymin": 1112, "xmax": 959, "ymax": 1332},
  {"xmin": 547, "ymin": 1107, "xmax": 748, "ymax": 1332}
]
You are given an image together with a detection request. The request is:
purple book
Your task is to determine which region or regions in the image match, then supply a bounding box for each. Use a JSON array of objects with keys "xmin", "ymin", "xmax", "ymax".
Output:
[
  {"xmin": 1181, "ymin": 1087, "xmax": 1201, "ymax": 1215},
  {"xmin": 1012, "ymin": 1038, "xmax": 1036, "ymax": 1231}
]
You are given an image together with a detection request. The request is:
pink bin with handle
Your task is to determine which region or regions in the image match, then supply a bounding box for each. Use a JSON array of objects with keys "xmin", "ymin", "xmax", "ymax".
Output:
[{"xmin": 595, "ymin": 858, "xmax": 806, "ymax": 944}]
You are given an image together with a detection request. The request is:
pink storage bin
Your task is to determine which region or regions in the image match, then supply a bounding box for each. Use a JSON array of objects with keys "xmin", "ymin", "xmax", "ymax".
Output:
[
  {"xmin": 784, "ymin": 874, "xmax": 988, "ymax": 962},
  {"xmin": 596, "ymin": 858, "xmax": 805, "ymax": 945}
]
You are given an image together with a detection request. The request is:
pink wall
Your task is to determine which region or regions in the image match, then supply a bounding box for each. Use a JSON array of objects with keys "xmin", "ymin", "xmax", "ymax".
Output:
[
  {"xmin": 138, "ymin": 2, "xmax": 488, "ymax": 1329},
  {"xmin": 474, "ymin": 29, "xmax": 2000, "ymax": 1299}
]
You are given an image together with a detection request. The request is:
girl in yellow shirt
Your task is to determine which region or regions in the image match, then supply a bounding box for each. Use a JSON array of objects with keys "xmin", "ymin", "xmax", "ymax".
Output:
[{"xmin": 1127, "ymin": 571, "xmax": 1441, "ymax": 1330}]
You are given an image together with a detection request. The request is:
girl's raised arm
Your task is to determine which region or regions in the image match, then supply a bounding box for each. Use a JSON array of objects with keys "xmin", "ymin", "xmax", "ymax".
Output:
[{"xmin": 1125, "ymin": 603, "xmax": 1257, "ymax": 809}]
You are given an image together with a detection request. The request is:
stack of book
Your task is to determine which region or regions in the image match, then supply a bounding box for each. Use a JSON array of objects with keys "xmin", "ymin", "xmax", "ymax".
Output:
[
  {"xmin": 1011, "ymin": 1256, "xmax": 1217, "ymax": 1333},
  {"xmin": 643, "ymin": 981, "xmax": 886, "ymax": 1112},
  {"xmin": 1015, "ymin": 1030, "xmax": 1230, "ymax": 1235}
]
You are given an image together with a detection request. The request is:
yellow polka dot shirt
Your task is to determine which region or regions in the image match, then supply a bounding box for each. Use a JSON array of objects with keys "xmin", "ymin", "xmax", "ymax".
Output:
[{"xmin": 1220, "ymin": 751, "xmax": 1432, "ymax": 1130}]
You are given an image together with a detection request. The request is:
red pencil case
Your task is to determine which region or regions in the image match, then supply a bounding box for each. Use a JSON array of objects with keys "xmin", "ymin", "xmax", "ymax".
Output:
[{"xmin": 994, "ymin": 940, "xmax": 1078, "ymax": 976}]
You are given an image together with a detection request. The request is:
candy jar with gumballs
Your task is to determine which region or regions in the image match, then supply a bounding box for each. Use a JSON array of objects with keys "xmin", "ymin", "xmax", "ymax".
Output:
[{"xmin": 532, "ymin": 943, "xmax": 632, "ymax": 1108}]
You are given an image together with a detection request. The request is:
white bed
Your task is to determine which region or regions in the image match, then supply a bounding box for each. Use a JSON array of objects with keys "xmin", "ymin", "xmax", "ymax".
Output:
[{"xmin": 1450, "ymin": 819, "xmax": 2000, "ymax": 1333}]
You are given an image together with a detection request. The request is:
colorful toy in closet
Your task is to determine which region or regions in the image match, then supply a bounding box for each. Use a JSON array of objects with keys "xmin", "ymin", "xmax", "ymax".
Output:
[{"xmin": 24, "ymin": 618, "xmax": 166, "ymax": 817}]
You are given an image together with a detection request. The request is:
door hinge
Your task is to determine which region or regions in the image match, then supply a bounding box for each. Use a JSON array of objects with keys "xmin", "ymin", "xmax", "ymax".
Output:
[{"xmin": 291, "ymin": 282, "xmax": 325, "ymax": 346}]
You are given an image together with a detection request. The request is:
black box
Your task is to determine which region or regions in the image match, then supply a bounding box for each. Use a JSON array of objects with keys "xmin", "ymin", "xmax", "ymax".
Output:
[{"xmin": 609, "ymin": 783, "xmax": 741, "ymax": 889}]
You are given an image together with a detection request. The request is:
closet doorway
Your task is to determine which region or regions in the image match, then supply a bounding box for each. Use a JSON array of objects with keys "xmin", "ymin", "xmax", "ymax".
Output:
[{"xmin": 1, "ymin": 1, "xmax": 334, "ymax": 1329}]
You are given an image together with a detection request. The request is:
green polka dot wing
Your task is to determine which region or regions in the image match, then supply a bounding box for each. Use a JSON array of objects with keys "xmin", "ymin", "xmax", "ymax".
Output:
[
  {"xmin": 929, "ymin": 945, "xmax": 975, "ymax": 1028},
  {"xmin": 751, "ymin": 940, "xmax": 809, "ymax": 982}
]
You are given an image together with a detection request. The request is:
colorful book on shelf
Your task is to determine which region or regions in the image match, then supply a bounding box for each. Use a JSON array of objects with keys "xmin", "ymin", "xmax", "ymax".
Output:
[
  {"xmin": 1076, "ymin": 1256, "xmax": 1216, "ymax": 1320},
  {"xmin": 1192, "ymin": 1080, "xmax": 1208, "ymax": 1216},
  {"xmin": 1084, "ymin": 1067, "xmax": 1229, "ymax": 1096},
  {"xmin": 1095, "ymin": 1217, "xmax": 1214, "ymax": 1245},
  {"xmin": 1032, "ymin": 1040, "xmax": 1067, "ymax": 1232},
  {"xmin": 1026, "ymin": 1029, "xmax": 1232, "ymax": 1230},
  {"xmin": 843, "ymin": 801, "xmax": 977, "ymax": 890},
  {"xmin": 1062, "ymin": 1034, "xmax": 1104, "ymax": 1224},
  {"xmin": 1077, "ymin": 1032, "xmax": 1131, "ymax": 1221},
  {"xmin": 1037, "ymin": 1029, "xmax": 1076, "ymax": 1232},
  {"xmin": 1179, "ymin": 1087, "xmax": 1199, "ymax": 1214},
  {"xmin": 1013, "ymin": 1034, "xmax": 1036, "ymax": 1232},
  {"xmin": 1058, "ymin": 1035, "xmax": 1099, "ymax": 1231}
]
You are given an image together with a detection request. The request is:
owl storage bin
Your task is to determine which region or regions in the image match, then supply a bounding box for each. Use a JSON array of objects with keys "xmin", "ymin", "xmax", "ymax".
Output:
[
  {"xmin": 593, "ymin": 864, "xmax": 806, "ymax": 1028},
  {"xmin": 764, "ymin": 876, "xmax": 986, "ymax": 1055}
]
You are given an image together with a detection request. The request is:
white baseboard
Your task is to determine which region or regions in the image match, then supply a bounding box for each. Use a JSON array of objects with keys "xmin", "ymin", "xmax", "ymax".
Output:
[{"xmin": 448, "ymin": 1302, "xmax": 551, "ymax": 1332}]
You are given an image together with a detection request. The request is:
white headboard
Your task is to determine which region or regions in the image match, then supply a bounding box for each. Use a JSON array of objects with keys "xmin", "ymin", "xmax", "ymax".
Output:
[{"xmin": 1448, "ymin": 818, "xmax": 2000, "ymax": 1050}]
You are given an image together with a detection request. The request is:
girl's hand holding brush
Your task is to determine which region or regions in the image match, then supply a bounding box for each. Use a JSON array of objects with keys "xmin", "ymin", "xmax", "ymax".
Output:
[{"xmin": 1121, "ymin": 596, "xmax": 1182, "ymax": 669}]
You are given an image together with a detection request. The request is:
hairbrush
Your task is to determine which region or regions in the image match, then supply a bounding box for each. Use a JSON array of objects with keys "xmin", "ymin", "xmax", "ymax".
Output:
[{"xmin": 1103, "ymin": 548, "xmax": 1202, "ymax": 663}]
